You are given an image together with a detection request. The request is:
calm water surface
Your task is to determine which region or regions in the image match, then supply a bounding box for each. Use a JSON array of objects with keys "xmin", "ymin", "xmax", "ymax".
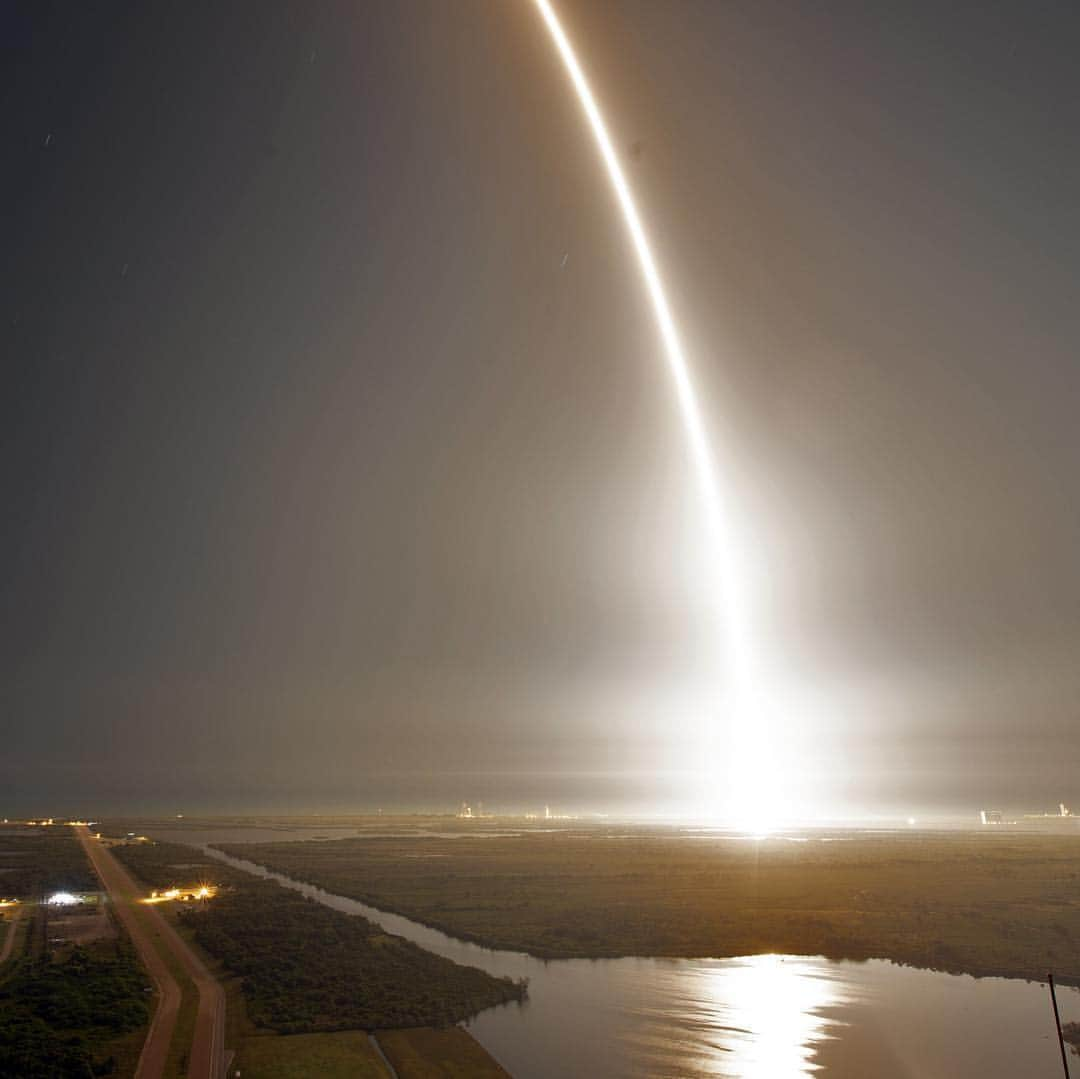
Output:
[{"xmin": 161, "ymin": 827, "xmax": 1078, "ymax": 1078}]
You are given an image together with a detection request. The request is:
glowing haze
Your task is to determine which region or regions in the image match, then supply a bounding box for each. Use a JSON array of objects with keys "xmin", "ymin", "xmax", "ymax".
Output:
[
  {"xmin": 8, "ymin": 3, "xmax": 1079, "ymax": 822},
  {"xmin": 532, "ymin": 0, "xmax": 780, "ymax": 826}
]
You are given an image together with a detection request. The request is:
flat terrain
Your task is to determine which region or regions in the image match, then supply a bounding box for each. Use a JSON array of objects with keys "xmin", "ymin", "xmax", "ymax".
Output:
[
  {"xmin": 378, "ymin": 1027, "xmax": 512, "ymax": 1078},
  {"xmin": 76, "ymin": 826, "xmax": 184, "ymax": 1079},
  {"xmin": 45, "ymin": 901, "xmax": 116, "ymax": 947},
  {"xmin": 0, "ymin": 825, "xmax": 97, "ymax": 896},
  {"xmin": 0, "ymin": 826, "xmax": 151, "ymax": 1078},
  {"xmin": 0, "ymin": 906, "xmax": 22, "ymax": 964},
  {"xmin": 234, "ymin": 1031, "xmax": 391, "ymax": 1078},
  {"xmin": 112, "ymin": 839, "xmax": 524, "ymax": 1033},
  {"xmin": 219, "ymin": 822, "xmax": 1080, "ymax": 983},
  {"xmin": 78, "ymin": 827, "xmax": 227, "ymax": 1079}
]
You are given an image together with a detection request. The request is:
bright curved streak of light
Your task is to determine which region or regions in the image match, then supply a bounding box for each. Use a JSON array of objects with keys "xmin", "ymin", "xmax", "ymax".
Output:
[
  {"xmin": 532, "ymin": 0, "xmax": 773, "ymax": 822},
  {"xmin": 532, "ymin": 0, "xmax": 719, "ymax": 536}
]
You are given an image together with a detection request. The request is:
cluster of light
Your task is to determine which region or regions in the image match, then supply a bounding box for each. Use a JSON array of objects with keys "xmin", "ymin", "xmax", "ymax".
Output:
[
  {"xmin": 47, "ymin": 892, "xmax": 79, "ymax": 906},
  {"xmin": 144, "ymin": 884, "xmax": 215, "ymax": 904}
]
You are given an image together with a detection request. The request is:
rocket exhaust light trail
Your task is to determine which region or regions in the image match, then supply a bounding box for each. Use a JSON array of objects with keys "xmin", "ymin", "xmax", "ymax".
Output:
[
  {"xmin": 532, "ymin": 0, "xmax": 717, "ymax": 531},
  {"xmin": 532, "ymin": 0, "xmax": 774, "ymax": 824}
]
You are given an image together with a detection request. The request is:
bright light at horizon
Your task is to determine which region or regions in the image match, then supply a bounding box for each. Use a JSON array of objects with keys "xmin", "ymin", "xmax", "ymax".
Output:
[{"xmin": 532, "ymin": 0, "xmax": 784, "ymax": 823}]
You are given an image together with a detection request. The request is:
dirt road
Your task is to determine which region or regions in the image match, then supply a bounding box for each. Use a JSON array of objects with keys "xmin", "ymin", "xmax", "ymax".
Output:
[{"xmin": 76, "ymin": 826, "xmax": 226, "ymax": 1079}]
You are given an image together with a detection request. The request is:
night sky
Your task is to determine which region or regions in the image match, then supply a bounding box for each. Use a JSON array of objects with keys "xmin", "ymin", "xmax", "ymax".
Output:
[{"xmin": 5, "ymin": 1, "xmax": 1080, "ymax": 818}]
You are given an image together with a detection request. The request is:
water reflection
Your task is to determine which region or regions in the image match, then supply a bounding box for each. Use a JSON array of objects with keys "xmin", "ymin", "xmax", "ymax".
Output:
[
  {"xmin": 623, "ymin": 955, "xmax": 848, "ymax": 1077},
  {"xmin": 182, "ymin": 833, "xmax": 1077, "ymax": 1078}
]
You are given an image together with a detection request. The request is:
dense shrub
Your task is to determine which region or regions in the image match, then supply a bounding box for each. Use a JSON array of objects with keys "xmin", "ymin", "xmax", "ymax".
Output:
[
  {"xmin": 114, "ymin": 840, "xmax": 524, "ymax": 1032},
  {"xmin": 180, "ymin": 880, "xmax": 523, "ymax": 1031},
  {"xmin": 0, "ymin": 829, "xmax": 97, "ymax": 898},
  {"xmin": 0, "ymin": 942, "xmax": 149, "ymax": 1078}
]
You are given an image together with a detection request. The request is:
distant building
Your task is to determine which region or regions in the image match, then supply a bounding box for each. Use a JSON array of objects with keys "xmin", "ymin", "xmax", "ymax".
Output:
[
  {"xmin": 1021, "ymin": 803, "xmax": 1080, "ymax": 827},
  {"xmin": 980, "ymin": 810, "xmax": 1003, "ymax": 825}
]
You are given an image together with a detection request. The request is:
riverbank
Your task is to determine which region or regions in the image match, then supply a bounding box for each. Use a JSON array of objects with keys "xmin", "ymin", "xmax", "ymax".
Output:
[
  {"xmin": 112, "ymin": 840, "xmax": 525, "ymax": 1033},
  {"xmin": 196, "ymin": 838, "xmax": 1080, "ymax": 1079},
  {"xmin": 217, "ymin": 826, "xmax": 1080, "ymax": 984}
]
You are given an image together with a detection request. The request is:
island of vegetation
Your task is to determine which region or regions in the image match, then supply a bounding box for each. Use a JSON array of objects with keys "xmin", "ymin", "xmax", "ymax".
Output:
[
  {"xmin": 112, "ymin": 840, "xmax": 525, "ymax": 1035},
  {"xmin": 217, "ymin": 821, "xmax": 1080, "ymax": 984}
]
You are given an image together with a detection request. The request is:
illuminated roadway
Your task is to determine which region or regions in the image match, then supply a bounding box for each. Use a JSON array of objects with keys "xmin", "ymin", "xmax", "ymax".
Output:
[{"xmin": 76, "ymin": 826, "xmax": 226, "ymax": 1079}]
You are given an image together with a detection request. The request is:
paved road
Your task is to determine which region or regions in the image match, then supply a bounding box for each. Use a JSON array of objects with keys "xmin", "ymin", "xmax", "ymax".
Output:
[
  {"xmin": 77, "ymin": 827, "xmax": 227, "ymax": 1079},
  {"xmin": 77, "ymin": 826, "xmax": 181, "ymax": 1079},
  {"xmin": 142, "ymin": 879, "xmax": 227, "ymax": 1079},
  {"xmin": 0, "ymin": 905, "xmax": 22, "ymax": 964}
]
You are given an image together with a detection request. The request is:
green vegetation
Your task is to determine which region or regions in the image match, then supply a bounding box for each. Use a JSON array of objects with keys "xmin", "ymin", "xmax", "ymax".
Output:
[
  {"xmin": 111, "ymin": 840, "xmax": 240, "ymax": 892},
  {"xmin": 113, "ymin": 840, "xmax": 524, "ymax": 1034},
  {"xmin": 235, "ymin": 1031, "xmax": 391, "ymax": 1078},
  {"xmin": 0, "ymin": 826, "xmax": 97, "ymax": 897},
  {"xmin": 0, "ymin": 825, "xmax": 151, "ymax": 1077},
  {"xmin": 377, "ymin": 1027, "xmax": 511, "ymax": 1078},
  {"xmin": 219, "ymin": 826, "xmax": 1080, "ymax": 982},
  {"xmin": 0, "ymin": 940, "xmax": 150, "ymax": 1078},
  {"xmin": 181, "ymin": 882, "xmax": 523, "ymax": 1032}
]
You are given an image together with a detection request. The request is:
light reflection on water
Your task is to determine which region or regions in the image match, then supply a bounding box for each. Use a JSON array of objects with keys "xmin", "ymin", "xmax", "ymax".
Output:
[
  {"xmin": 622, "ymin": 956, "xmax": 848, "ymax": 1076},
  {"xmin": 161, "ymin": 829, "xmax": 1078, "ymax": 1078},
  {"xmin": 462, "ymin": 953, "xmax": 853, "ymax": 1078}
]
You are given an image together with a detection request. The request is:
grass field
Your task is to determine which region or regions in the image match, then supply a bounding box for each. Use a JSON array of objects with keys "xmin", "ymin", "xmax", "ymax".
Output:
[
  {"xmin": 377, "ymin": 1027, "xmax": 511, "ymax": 1078},
  {"xmin": 233, "ymin": 1031, "xmax": 391, "ymax": 1078},
  {"xmin": 219, "ymin": 823, "xmax": 1080, "ymax": 983}
]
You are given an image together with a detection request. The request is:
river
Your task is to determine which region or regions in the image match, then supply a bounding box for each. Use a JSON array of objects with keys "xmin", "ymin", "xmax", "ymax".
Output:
[{"xmin": 159, "ymin": 827, "xmax": 1079, "ymax": 1077}]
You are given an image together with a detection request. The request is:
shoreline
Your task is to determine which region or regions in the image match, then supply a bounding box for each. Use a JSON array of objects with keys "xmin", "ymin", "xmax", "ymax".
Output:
[{"xmin": 207, "ymin": 827, "xmax": 1080, "ymax": 990}]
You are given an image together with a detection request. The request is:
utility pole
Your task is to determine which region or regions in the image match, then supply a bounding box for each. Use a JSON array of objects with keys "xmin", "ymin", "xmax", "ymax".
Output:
[{"xmin": 1049, "ymin": 971, "xmax": 1071, "ymax": 1078}]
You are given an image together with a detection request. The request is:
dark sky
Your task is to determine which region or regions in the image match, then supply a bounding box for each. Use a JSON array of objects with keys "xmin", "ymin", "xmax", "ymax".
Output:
[{"xmin": 4, "ymin": 1, "xmax": 1080, "ymax": 818}]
